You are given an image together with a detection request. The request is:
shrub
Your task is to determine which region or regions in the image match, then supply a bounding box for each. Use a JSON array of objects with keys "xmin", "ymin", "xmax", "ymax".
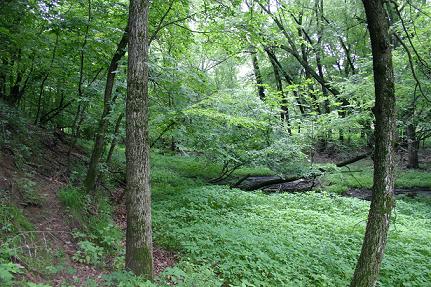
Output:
[
  {"xmin": 72, "ymin": 240, "xmax": 104, "ymax": 266},
  {"xmin": 0, "ymin": 262, "xmax": 23, "ymax": 286},
  {"xmin": 58, "ymin": 185, "xmax": 86, "ymax": 211}
]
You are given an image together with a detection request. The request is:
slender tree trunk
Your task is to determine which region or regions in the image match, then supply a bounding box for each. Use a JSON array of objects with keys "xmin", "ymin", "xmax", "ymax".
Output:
[
  {"xmin": 8, "ymin": 49, "xmax": 23, "ymax": 106},
  {"xmin": 350, "ymin": 1, "xmax": 396, "ymax": 286},
  {"xmin": 250, "ymin": 47, "xmax": 265, "ymax": 101},
  {"xmin": 8, "ymin": 63, "xmax": 34, "ymax": 106},
  {"xmin": 315, "ymin": 0, "xmax": 330, "ymax": 113},
  {"xmin": 125, "ymin": 0, "xmax": 153, "ymax": 278},
  {"xmin": 84, "ymin": 28, "xmax": 128, "ymax": 192},
  {"xmin": 264, "ymin": 47, "xmax": 306, "ymax": 116},
  {"xmin": 267, "ymin": 50, "xmax": 292, "ymax": 135},
  {"xmin": 106, "ymin": 113, "xmax": 124, "ymax": 166},
  {"xmin": 40, "ymin": 99, "xmax": 73, "ymax": 126},
  {"xmin": 406, "ymin": 123, "xmax": 419, "ymax": 169}
]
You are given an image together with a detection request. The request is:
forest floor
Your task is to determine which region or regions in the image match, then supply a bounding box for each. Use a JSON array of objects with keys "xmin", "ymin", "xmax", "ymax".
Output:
[
  {"xmin": 0, "ymin": 125, "xmax": 176, "ymax": 286},
  {"xmin": 1, "ymin": 112, "xmax": 430, "ymax": 286},
  {"xmin": 0, "ymin": 133, "xmax": 102, "ymax": 285}
]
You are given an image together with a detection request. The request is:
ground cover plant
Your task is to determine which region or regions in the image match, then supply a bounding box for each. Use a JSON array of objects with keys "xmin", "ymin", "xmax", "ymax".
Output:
[
  {"xmin": 1, "ymin": 0, "xmax": 431, "ymax": 285},
  {"xmin": 149, "ymin": 156, "xmax": 431, "ymax": 287}
]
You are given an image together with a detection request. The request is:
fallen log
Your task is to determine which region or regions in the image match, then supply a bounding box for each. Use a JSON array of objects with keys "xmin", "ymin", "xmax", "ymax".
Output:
[
  {"xmin": 230, "ymin": 174, "xmax": 251, "ymax": 189},
  {"xmin": 242, "ymin": 175, "xmax": 304, "ymax": 191},
  {"xmin": 336, "ymin": 151, "xmax": 372, "ymax": 168},
  {"xmin": 235, "ymin": 151, "xmax": 372, "ymax": 191}
]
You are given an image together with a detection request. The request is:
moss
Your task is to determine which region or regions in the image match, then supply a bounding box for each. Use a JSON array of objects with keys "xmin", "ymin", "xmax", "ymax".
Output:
[{"xmin": 126, "ymin": 245, "xmax": 153, "ymax": 280}]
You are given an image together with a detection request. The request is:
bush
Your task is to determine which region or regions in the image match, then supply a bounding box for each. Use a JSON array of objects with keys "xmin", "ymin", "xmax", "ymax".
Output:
[
  {"xmin": 102, "ymin": 271, "xmax": 157, "ymax": 287},
  {"xmin": 161, "ymin": 261, "xmax": 222, "ymax": 287},
  {"xmin": 0, "ymin": 262, "xmax": 22, "ymax": 286},
  {"xmin": 72, "ymin": 240, "xmax": 104, "ymax": 266},
  {"xmin": 16, "ymin": 177, "xmax": 43, "ymax": 206},
  {"xmin": 58, "ymin": 185, "xmax": 86, "ymax": 211}
]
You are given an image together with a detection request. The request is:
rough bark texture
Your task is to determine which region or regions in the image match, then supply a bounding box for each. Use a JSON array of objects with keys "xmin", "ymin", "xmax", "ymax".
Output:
[
  {"xmin": 125, "ymin": 0, "xmax": 153, "ymax": 279},
  {"xmin": 350, "ymin": 1, "xmax": 396, "ymax": 286},
  {"xmin": 84, "ymin": 28, "xmax": 128, "ymax": 192}
]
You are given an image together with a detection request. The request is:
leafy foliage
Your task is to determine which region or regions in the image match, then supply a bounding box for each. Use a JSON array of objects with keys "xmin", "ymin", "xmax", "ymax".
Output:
[
  {"xmin": 148, "ymin": 154, "xmax": 431, "ymax": 287},
  {"xmin": 59, "ymin": 185, "xmax": 123, "ymax": 269}
]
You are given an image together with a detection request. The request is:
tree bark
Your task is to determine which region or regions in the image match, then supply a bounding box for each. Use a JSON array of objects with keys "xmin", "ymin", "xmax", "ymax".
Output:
[
  {"xmin": 106, "ymin": 113, "xmax": 124, "ymax": 166},
  {"xmin": 125, "ymin": 0, "xmax": 153, "ymax": 279},
  {"xmin": 84, "ymin": 27, "xmax": 128, "ymax": 192},
  {"xmin": 251, "ymin": 48, "xmax": 265, "ymax": 101},
  {"xmin": 350, "ymin": 1, "xmax": 396, "ymax": 286},
  {"xmin": 406, "ymin": 123, "xmax": 419, "ymax": 169}
]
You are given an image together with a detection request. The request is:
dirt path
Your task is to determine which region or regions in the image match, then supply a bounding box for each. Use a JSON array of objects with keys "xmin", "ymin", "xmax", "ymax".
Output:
[
  {"xmin": 21, "ymin": 171, "xmax": 105, "ymax": 286},
  {"xmin": 0, "ymin": 126, "xmax": 177, "ymax": 285}
]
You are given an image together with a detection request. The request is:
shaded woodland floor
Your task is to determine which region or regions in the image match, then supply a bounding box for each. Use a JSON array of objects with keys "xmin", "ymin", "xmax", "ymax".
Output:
[
  {"xmin": 1, "ymin": 114, "xmax": 430, "ymax": 286},
  {"xmin": 0, "ymin": 128, "xmax": 177, "ymax": 286}
]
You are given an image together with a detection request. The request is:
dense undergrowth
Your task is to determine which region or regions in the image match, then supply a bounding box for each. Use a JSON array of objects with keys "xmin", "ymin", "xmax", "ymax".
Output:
[
  {"xmin": 149, "ymin": 154, "xmax": 431, "ymax": 286},
  {"xmin": 1, "ymin": 106, "xmax": 431, "ymax": 286},
  {"xmin": 56, "ymin": 153, "xmax": 431, "ymax": 286},
  {"xmin": 323, "ymin": 160, "xmax": 431, "ymax": 194}
]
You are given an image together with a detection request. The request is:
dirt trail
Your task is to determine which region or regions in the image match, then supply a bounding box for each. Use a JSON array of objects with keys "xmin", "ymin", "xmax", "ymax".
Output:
[
  {"xmin": 29, "ymin": 177, "xmax": 105, "ymax": 286},
  {"xmin": 1, "ymin": 129, "xmax": 176, "ymax": 285},
  {"xmin": 1, "ymin": 131, "xmax": 107, "ymax": 286}
]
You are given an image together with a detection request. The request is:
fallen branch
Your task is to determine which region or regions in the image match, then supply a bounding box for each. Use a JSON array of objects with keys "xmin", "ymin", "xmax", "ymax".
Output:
[
  {"xmin": 238, "ymin": 151, "xmax": 372, "ymax": 191},
  {"xmin": 243, "ymin": 175, "xmax": 306, "ymax": 191},
  {"xmin": 230, "ymin": 174, "xmax": 251, "ymax": 189},
  {"xmin": 336, "ymin": 151, "xmax": 372, "ymax": 168},
  {"xmin": 209, "ymin": 162, "xmax": 243, "ymax": 183}
]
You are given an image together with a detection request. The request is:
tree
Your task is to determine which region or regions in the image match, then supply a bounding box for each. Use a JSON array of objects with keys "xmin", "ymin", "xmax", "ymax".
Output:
[
  {"xmin": 350, "ymin": 0, "xmax": 396, "ymax": 286},
  {"xmin": 125, "ymin": 0, "xmax": 153, "ymax": 278},
  {"xmin": 84, "ymin": 28, "xmax": 128, "ymax": 192}
]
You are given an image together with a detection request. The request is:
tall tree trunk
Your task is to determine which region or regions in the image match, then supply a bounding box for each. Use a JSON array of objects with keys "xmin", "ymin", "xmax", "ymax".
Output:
[
  {"xmin": 250, "ymin": 47, "xmax": 265, "ymax": 101},
  {"xmin": 84, "ymin": 28, "xmax": 128, "ymax": 192},
  {"xmin": 406, "ymin": 123, "xmax": 419, "ymax": 169},
  {"xmin": 297, "ymin": 15, "xmax": 322, "ymax": 115},
  {"xmin": 8, "ymin": 49, "xmax": 23, "ymax": 106},
  {"xmin": 4, "ymin": 47, "xmax": 35, "ymax": 107},
  {"xmin": 315, "ymin": 0, "xmax": 330, "ymax": 113},
  {"xmin": 350, "ymin": 1, "xmax": 396, "ymax": 286},
  {"xmin": 0, "ymin": 58, "xmax": 7, "ymax": 100},
  {"xmin": 264, "ymin": 47, "xmax": 306, "ymax": 116},
  {"xmin": 125, "ymin": 0, "xmax": 153, "ymax": 279},
  {"xmin": 106, "ymin": 112, "xmax": 124, "ymax": 166}
]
